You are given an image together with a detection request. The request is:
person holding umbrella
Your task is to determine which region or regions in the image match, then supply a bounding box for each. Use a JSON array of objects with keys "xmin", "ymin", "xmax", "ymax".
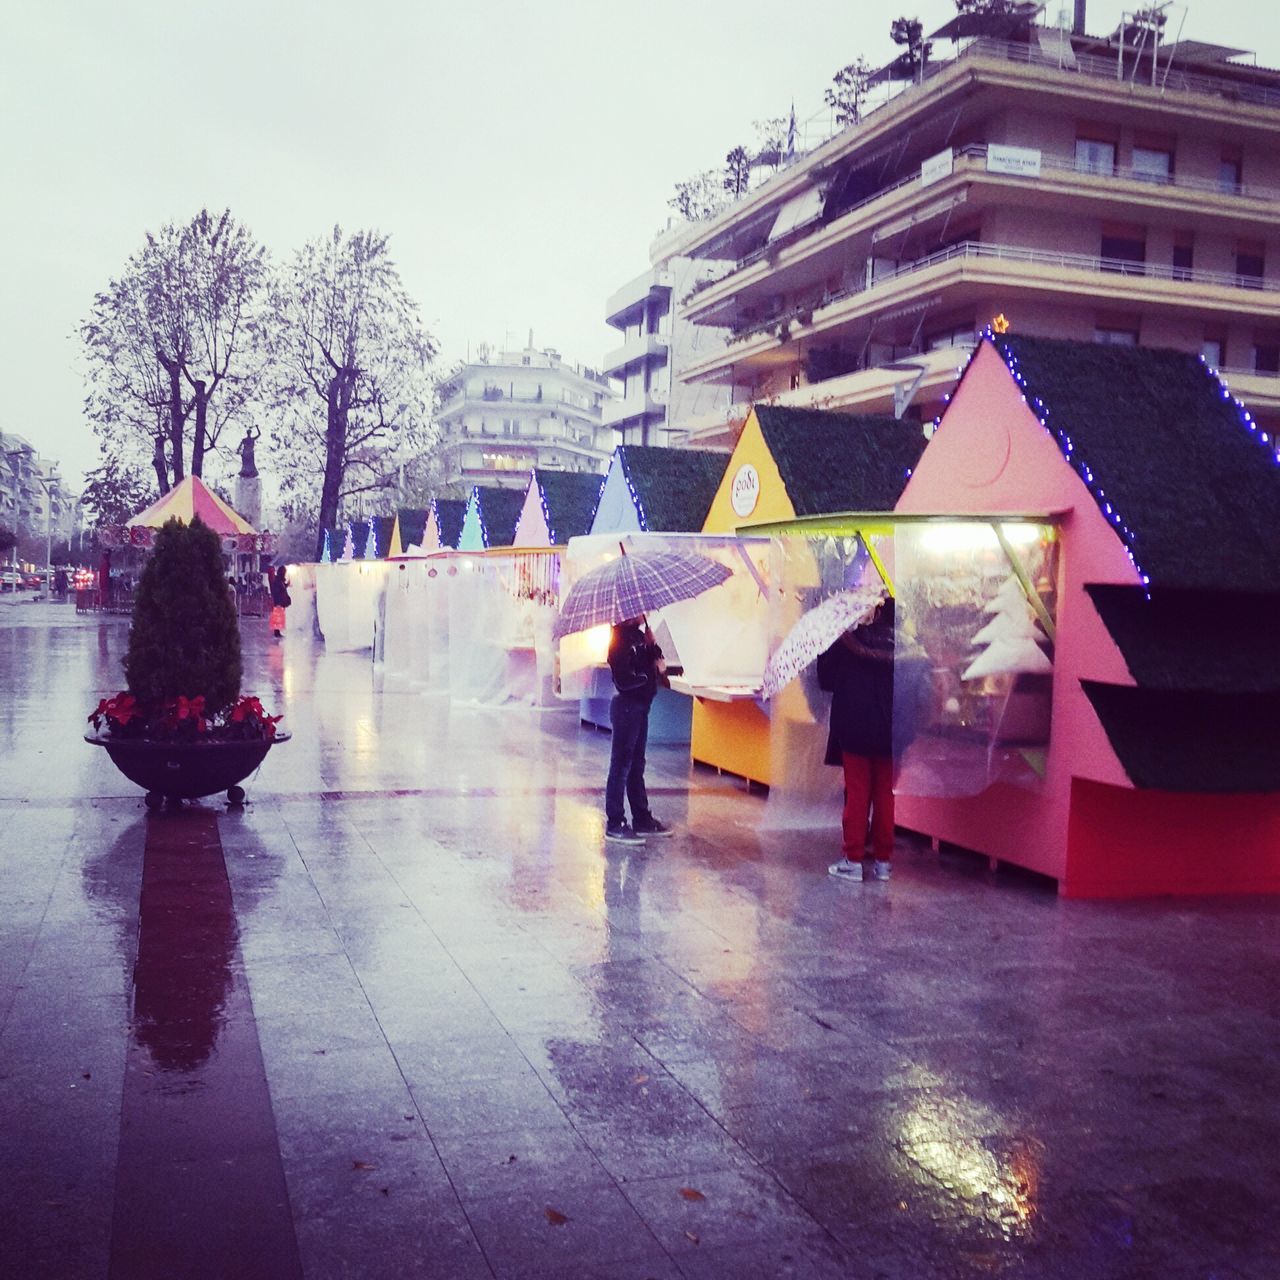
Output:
[
  {"xmin": 552, "ymin": 544, "xmax": 733, "ymax": 847},
  {"xmin": 605, "ymin": 616, "xmax": 672, "ymax": 845}
]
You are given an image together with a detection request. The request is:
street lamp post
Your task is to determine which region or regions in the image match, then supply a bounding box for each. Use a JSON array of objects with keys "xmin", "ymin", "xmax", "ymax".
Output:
[{"xmin": 35, "ymin": 465, "xmax": 59, "ymax": 595}]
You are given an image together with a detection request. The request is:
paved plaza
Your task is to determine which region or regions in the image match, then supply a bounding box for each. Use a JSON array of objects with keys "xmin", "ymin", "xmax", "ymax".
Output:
[{"xmin": 1, "ymin": 600, "xmax": 1278, "ymax": 1279}]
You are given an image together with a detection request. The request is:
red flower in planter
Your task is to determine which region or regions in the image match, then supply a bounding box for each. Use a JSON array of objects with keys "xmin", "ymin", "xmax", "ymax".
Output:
[
  {"xmin": 229, "ymin": 695, "xmax": 283, "ymax": 740},
  {"xmin": 88, "ymin": 692, "xmax": 140, "ymax": 732},
  {"xmin": 160, "ymin": 695, "xmax": 208, "ymax": 735}
]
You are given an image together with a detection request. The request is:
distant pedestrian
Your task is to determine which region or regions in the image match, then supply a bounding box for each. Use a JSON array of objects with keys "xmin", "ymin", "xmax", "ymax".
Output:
[
  {"xmin": 604, "ymin": 617, "xmax": 673, "ymax": 845},
  {"xmin": 97, "ymin": 550, "xmax": 111, "ymax": 609},
  {"xmin": 817, "ymin": 598, "xmax": 927, "ymax": 883},
  {"xmin": 268, "ymin": 565, "xmax": 290, "ymax": 638}
]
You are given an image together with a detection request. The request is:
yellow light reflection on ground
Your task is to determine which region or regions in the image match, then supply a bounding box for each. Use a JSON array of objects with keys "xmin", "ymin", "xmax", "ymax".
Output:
[{"xmin": 895, "ymin": 1093, "xmax": 1042, "ymax": 1238}]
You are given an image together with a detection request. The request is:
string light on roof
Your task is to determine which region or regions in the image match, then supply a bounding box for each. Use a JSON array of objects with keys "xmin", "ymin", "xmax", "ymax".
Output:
[{"xmin": 993, "ymin": 339, "xmax": 1150, "ymax": 590}]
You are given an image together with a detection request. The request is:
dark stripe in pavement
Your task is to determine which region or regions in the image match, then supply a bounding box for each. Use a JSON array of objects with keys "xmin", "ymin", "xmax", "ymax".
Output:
[{"xmin": 108, "ymin": 808, "xmax": 302, "ymax": 1280}]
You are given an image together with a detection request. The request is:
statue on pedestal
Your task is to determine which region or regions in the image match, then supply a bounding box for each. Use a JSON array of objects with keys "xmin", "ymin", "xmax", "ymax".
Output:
[{"xmin": 236, "ymin": 426, "xmax": 261, "ymax": 479}]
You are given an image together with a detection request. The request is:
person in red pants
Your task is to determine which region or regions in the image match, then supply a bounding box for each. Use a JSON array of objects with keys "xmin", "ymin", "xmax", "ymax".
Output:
[{"xmin": 816, "ymin": 598, "xmax": 905, "ymax": 883}]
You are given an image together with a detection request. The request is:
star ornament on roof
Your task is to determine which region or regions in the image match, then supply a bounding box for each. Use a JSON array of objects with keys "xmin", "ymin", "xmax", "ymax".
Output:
[{"xmin": 991, "ymin": 313, "xmax": 1011, "ymax": 334}]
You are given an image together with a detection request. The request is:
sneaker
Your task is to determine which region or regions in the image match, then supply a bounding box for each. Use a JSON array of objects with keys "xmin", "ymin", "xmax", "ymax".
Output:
[
  {"xmin": 871, "ymin": 860, "xmax": 892, "ymax": 881},
  {"xmin": 634, "ymin": 817, "xmax": 673, "ymax": 838},
  {"xmin": 828, "ymin": 858, "xmax": 864, "ymax": 882},
  {"xmin": 606, "ymin": 823, "xmax": 645, "ymax": 845}
]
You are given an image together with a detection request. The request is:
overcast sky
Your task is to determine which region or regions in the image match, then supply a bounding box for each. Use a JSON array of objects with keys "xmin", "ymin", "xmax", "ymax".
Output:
[{"xmin": 4, "ymin": 0, "xmax": 1276, "ymax": 484}]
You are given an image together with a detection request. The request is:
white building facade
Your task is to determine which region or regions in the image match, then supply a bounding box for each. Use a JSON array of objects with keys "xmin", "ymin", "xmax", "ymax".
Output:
[
  {"xmin": 435, "ymin": 346, "xmax": 614, "ymax": 489},
  {"xmin": 601, "ymin": 256, "xmax": 732, "ymax": 447},
  {"xmin": 1, "ymin": 432, "xmax": 79, "ymax": 557}
]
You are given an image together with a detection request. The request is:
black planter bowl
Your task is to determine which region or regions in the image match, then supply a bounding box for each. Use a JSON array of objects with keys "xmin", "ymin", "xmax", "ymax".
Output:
[{"xmin": 85, "ymin": 731, "xmax": 291, "ymax": 807}]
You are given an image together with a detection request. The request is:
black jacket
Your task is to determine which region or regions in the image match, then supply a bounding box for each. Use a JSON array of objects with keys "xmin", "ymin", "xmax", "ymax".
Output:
[
  {"xmin": 608, "ymin": 623, "xmax": 663, "ymax": 703},
  {"xmin": 817, "ymin": 626, "xmax": 930, "ymax": 763}
]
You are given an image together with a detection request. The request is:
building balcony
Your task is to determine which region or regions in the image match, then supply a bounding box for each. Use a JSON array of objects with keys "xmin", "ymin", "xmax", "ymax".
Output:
[
  {"xmin": 682, "ymin": 145, "xmax": 1280, "ymax": 329},
  {"xmin": 662, "ymin": 31, "xmax": 1280, "ymax": 273},
  {"xmin": 605, "ymin": 268, "xmax": 672, "ymax": 329},
  {"xmin": 680, "ymin": 240, "xmax": 1280, "ymax": 386},
  {"xmin": 602, "ymin": 390, "xmax": 667, "ymax": 430},
  {"xmin": 601, "ymin": 333, "xmax": 670, "ymax": 379}
]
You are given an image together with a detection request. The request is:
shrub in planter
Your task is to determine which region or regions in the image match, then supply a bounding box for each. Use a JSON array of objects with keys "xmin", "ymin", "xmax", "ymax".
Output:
[
  {"xmin": 88, "ymin": 516, "xmax": 281, "ymax": 744},
  {"xmin": 125, "ymin": 516, "xmax": 242, "ymax": 713}
]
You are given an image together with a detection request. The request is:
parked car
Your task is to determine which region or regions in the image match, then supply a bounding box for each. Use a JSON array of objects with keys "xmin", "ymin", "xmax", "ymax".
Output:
[{"xmin": 0, "ymin": 569, "xmax": 24, "ymax": 592}]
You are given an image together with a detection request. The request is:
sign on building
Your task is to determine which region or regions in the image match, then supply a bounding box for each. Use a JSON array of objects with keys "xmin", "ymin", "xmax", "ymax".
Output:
[
  {"xmin": 986, "ymin": 145, "xmax": 1042, "ymax": 178},
  {"xmin": 920, "ymin": 149, "xmax": 954, "ymax": 188}
]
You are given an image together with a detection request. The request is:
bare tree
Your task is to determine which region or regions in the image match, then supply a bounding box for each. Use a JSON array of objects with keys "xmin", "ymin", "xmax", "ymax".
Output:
[
  {"xmin": 668, "ymin": 169, "xmax": 727, "ymax": 222},
  {"xmin": 80, "ymin": 209, "xmax": 266, "ymax": 490},
  {"xmin": 825, "ymin": 57, "xmax": 874, "ymax": 127},
  {"xmin": 266, "ymin": 227, "xmax": 437, "ymax": 559},
  {"xmin": 752, "ymin": 117, "xmax": 788, "ymax": 170}
]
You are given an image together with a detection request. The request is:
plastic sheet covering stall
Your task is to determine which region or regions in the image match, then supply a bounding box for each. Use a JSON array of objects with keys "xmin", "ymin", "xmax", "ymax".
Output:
[
  {"xmin": 641, "ymin": 533, "xmax": 771, "ymax": 689},
  {"xmin": 382, "ymin": 557, "xmax": 432, "ymax": 681},
  {"xmin": 446, "ymin": 550, "xmax": 562, "ymax": 707},
  {"xmin": 313, "ymin": 561, "xmax": 389, "ymax": 653},
  {"xmin": 760, "ymin": 532, "xmax": 890, "ymax": 828},
  {"xmin": 892, "ymin": 520, "xmax": 1059, "ymax": 798},
  {"xmin": 285, "ymin": 562, "xmax": 318, "ymax": 639}
]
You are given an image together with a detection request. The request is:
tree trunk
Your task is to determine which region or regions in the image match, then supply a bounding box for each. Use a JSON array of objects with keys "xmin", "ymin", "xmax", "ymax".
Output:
[
  {"xmin": 152, "ymin": 448, "xmax": 170, "ymax": 496},
  {"xmin": 191, "ymin": 381, "xmax": 208, "ymax": 477},
  {"xmin": 315, "ymin": 375, "xmax": 349, "ymax": 560},
  {"xmin": 165, "ymin": 362, "xmax": 186, "ymax": 484}
]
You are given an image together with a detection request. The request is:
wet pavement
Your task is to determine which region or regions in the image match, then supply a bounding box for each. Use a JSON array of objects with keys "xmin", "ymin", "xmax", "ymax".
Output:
[{"xmin": 2, "ymin": 598, "xmax": 1279, "ymax": 1278}]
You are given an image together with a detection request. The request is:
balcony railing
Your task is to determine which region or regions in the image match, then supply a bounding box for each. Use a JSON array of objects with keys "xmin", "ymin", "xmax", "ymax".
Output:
[
  {"xmin": 686, "ymin": 143, "xmax": 1280, "ymax": 310},
  {"xmin": 925, "ymin": 37, "xmax": 1280, "ymax": 113},
  {"xmin": 724, "ymin": 239, "xmax": 1280, "ymax": 347}
]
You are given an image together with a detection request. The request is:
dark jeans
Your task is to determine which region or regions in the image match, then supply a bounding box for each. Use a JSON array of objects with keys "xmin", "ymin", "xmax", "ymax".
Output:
[{"xmin": 606, "ymin": 694, "xmax": 652, "ymax": 827}]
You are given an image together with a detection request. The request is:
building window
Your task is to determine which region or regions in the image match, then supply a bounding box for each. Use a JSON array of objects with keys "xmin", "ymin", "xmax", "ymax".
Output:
[
  {"xmin": 1100, "ymin": 227, "xmax": 1146, "ymax": 274},
  {"xmin": 1172, "ymin": 237, "xmax": 1194, "ymax": 282},
  {"xmin": 1236, "ymin": 243, "xmax": 1265, "ymax": 288},
  {"xmin": 1095, "ymin": 326, "xmax": 1139, "ymax": 346},
  {"xmin": 1253, "ymin": 344, "xmax": 1280, "ymax": 375},
  {"xmin": 925, "ymin": 323, "xmax": 977, "ymax": 351},
  {"xmin": 1201, "ymin": 337, "xmax": 1224, "ymax": 367},
  {"xmin": 1131, "ymin": 147, "xmax": 1172, "ymax": 183},
  {"xmin": 1075, "ymin": 138, "xmax": 1116, "ymax": 176},
  {"xmin": 1220, "ymin": 152, "xmax": 1243, "ymax": 194}
]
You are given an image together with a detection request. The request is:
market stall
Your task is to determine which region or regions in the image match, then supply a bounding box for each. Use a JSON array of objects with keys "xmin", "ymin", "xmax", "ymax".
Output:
[
  {"xmin": 424, "ymin": 498, "xmax": 467, "ymax": 552},
  {"xmin": 576, "ymin": 446, "xmax": 731, "ymax": 742},
  {"xmin": 513, "ymin": 469, "xmax": 604, "ymax": 548},
  {"xmin": 694, "ymin": 405, "xmax": 925, "ymax": 787},
  {"xmin": 760, "ymin": 332, "xmax": 1280, "ymax": 898},
  {"xmin": 458, "ymin": 486, "xmax": 526, "ymax": 552}
]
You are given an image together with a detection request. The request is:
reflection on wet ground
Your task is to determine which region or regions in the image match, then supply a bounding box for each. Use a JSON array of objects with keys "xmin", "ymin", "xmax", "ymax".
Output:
[{"xmin": 1, "ymin": 601, "xmax": 1278, "ymax": 1278}]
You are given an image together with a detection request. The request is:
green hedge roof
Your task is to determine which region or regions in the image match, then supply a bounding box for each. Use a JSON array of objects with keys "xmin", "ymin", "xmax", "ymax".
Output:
[
  {"xmin": 397, "ymin": 507, "xmax": 429, "ymax": 549},
  {"xmin": 534, "ymin": 470, "xmax": 604, "ymax": 544},
  {"xmin": 754, "ymin": 406, "xmax": 926, "ymax": 516},
  {"xmin": 616, "ymin": 446, "xmax": 728, "ymax": 531},
  {"xmin": 433, "ymin": 499, "xmax": 467, "ymax": 549},
  {"xmin": 472, "ymin": 486, "xmax": 526, "ymax": 548},
  {"xmin": 989, "ymin": 334, "xmax": 1280, "ymax": 592}
]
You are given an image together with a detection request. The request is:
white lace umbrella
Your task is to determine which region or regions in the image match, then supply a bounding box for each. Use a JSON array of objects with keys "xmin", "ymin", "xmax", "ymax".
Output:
[{"xmin": 762, "ymin": 585, "xmax": 887, "ymax": 699}]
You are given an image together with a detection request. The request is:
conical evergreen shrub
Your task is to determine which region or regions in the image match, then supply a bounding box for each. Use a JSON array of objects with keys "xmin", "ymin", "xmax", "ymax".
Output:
[{"xmin": 124, "ymin": 517, "xmax": 242, "ymax": 714}]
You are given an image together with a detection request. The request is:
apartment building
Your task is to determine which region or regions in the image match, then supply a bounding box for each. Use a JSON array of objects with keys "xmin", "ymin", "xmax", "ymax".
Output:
[
  {"xmin": 602, "ymin": 257, "xmax": 732, "ymax": 446},
  {"xmin": 660, "ymin": 8, "xmax": 1280, "ymax": 446},
  {"xmin": 1, "ymin": 432, "xmax": 78, "ymax": 552},
  {"xmin": 435, "ymin": 345, "xmax": 614, "ymax": 489}
]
